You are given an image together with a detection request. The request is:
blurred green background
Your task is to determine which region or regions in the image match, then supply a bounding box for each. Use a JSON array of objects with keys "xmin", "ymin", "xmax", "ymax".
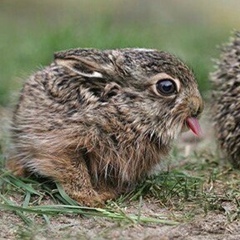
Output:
[{"xmin": 1, "ymin": 0, "xmax": 240, "ymax": 105}]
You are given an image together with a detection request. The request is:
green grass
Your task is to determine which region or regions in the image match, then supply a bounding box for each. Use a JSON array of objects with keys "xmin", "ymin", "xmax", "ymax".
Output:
[
  {"xmin": 0, "ymin": 0, "xmax": 236, "ymax": 105},
  {"xmin": 1, "ymin": 149, "xmax": 240, "ymax": 229},
  {"xmin": 0, "ymin": 166, "xmax": 179, "ymax": 226}
]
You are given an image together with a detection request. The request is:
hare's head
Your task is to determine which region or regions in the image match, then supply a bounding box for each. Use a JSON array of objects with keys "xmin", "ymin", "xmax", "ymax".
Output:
[{"xmin": 55, "ymin": 48, "xmax": 203, "ymax": 145}]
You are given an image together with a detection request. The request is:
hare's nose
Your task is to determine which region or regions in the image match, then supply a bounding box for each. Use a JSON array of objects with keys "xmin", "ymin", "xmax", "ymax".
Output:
[{"xmin": 189, "ymin": 96, "xmax": 204, "ymax": 118}]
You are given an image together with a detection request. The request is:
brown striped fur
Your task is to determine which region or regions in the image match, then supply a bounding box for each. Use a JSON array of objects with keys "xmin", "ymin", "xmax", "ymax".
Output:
[{"xmin": 7, "ymin": 48, "xmax": 203, "ymax": 206}]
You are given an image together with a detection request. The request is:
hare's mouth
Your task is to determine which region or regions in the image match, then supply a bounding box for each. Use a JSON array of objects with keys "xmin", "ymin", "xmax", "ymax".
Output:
[{"xmin": 185, "ymin": 117, "xmax": 202, "ymax": 137}]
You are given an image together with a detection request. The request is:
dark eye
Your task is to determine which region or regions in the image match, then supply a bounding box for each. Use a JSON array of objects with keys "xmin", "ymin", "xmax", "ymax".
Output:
[{"xmin": 156, "ymin": 79, "xmax": 177, "ymax": 96}]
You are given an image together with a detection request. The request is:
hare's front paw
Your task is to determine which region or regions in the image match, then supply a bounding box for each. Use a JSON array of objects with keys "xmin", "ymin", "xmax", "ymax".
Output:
[
  {"xmin": 69, "ymin": 189, "xmax": 116, "ymax": 207},
  {"xmin": 97, "ymin": 190, "xmax": 118, "ymax": 203}
]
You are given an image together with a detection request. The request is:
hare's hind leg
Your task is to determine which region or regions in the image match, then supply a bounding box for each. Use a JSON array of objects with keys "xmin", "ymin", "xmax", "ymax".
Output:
[
  {"xmin": 7, "ymin": 150, "xmax": 116, "ymax": 206},
  {"xmin": 25, "ymin": 153, "xmax": 114, "ymax": 207},
  {"xmin": 6, "ymin": 157, "xmax": 31, "ymax": 177}
]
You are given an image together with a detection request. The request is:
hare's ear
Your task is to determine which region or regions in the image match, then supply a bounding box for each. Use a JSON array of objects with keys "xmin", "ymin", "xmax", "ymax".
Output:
[{"xmin": 54, "ymin": 55, "xmax": 104, "ymax": 78}]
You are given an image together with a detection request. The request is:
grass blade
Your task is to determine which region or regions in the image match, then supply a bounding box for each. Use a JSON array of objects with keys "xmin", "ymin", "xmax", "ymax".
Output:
[{"xmin": 0, "ymin": 203, "xmax": 179, "ymax": 225}]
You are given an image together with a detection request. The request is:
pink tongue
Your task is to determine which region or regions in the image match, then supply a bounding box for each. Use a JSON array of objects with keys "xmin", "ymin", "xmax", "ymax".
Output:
[{"xmin": 186, "ymin": 117, "xmax": 202, "ymax": 137}]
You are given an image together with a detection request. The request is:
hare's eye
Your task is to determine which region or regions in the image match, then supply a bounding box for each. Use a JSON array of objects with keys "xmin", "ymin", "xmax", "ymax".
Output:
[{"xmin": 156, "ymin": 79, "xmax": 177, "ymax": 96}]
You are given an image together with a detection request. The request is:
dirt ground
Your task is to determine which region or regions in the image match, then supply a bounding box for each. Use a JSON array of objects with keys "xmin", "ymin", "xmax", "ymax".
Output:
[
  {"xmin": 1, "ymin": 108, "xmax": 240, "ymax": 240},
  {"xmin": 1, "ymin": 200, "xmax": 240, "ymax": 240}
]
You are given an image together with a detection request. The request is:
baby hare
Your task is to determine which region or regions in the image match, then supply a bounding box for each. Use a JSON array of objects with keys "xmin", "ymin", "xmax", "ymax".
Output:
[
  {"xmin": 7, "ymin": 48, "xmax": 203, "ymax": 206},
  {"xmin": 211, "ymin": 32, "xmax": 240, "ymax": 167}
]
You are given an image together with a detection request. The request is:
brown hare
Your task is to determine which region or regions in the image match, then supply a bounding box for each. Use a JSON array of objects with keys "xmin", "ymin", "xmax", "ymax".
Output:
[
  {"xmin": 7, "ymin": 48, "xmax": 203, "ymax": 206},
  {"xmin": 211, "ymin": 32, "xmax": 240, "ymax": 168}
]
